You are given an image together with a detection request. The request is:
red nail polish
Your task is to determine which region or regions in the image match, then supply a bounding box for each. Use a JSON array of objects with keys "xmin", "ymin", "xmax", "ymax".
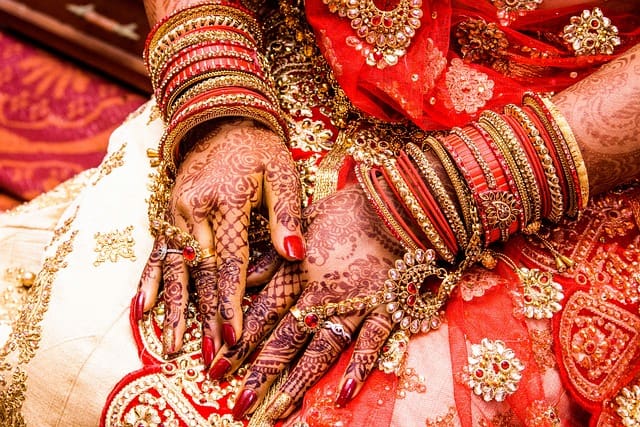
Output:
[
  {"xmin": 132, "ymin": 290, "xmax": 145, "ymax": 323},
  {"xmin": 202, "ymin": 336, "xmax": 214, "ymax": 367},
  {"xmin": 336, "ymin": 378, "xmax": 357, "ymax": 407},
  {"xmin": 209, "ymin": 358, "xmax": 231, "ymax": 381},
  {"xmin": 232, "ymin": 389, "xmax": 257, "ymax": 420},
  {"xmin": 283, "ymin": 235, "xmax": 305, "ymax": 260},
  {"xmin": 223, "ymin": 323, "xmax": 237, "ymax": 346}
]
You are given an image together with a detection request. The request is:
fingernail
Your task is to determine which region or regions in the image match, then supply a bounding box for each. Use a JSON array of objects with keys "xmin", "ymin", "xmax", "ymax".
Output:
[
  {"xmin": 336, "ymin": 378, "xmax": 357, "ymax": 407},
  {"xmin": 132, "ymin": 290, "xmax": 145, "ymax": 323},
  {"xmin": 283, "ymin": 235, "xmax": 305, "ymax": 260},
  {"xmin": 209, "ymin": 358, "xmax": 231, "ymax": 381},
  {"xmin": 232, "ymin": 389, "xmax": 257, "ymax": 420},
  {"xmin": 202, "ymin": 336, "xmax": 214, "ymax": 367},
  {"xmin": 223, "ymin": 323, "xmax": 237, "ymax": 346}
]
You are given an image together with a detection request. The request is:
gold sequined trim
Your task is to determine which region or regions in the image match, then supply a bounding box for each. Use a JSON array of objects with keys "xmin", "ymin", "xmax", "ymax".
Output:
[{"xmin": 93, "ymin": 225, "xmax": 137, "ymax": 266}]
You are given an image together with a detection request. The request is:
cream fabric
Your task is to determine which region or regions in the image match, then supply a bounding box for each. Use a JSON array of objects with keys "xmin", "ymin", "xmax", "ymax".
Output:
[{"xmin": 0, "ymin": 101, "xmax": 164, "ymax": 426}]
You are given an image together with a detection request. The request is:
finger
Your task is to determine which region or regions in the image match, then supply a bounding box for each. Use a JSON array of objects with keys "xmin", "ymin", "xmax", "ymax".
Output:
[
  {"xmin": 192, "ymin": 256, "xmax": 219, "ymax": 367},
  {"xmin": 133, "ymin": 237, "xmax": 166, "ymax": 323},
  {"xmin": 161, "ymin": 251, "xmax": 190, "ymax": 356},
  {"xmin": 209, "ymin": 261, "xmax": 304, "ymax": 381},
  {"xmin": 246, "ymin": 244, "xmax": 282, "ymax": 288},
  {"xmin": 337, "ymin": 308, "xmax": 394, "ymax": 407},
  {"xmin": 213, "ymin": 204, "xmax": 251, "ymax": 347},
  {"xmin": 230, "ymin": 312, "xmax": 309, "ymax": 420},
  {"xmin": 262, "ymin": 143, "xmax": 305, "ymax": 261},
  {"xmin": 253, "ymin": 317, "xmax": 355, "ymax": 421}
]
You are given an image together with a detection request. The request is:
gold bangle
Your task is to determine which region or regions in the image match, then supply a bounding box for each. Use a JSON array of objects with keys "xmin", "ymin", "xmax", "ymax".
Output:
[
  {"xmin": 539, "ymin": 96, "xmax": 589, "ymax": 211},
  {"xmin": 355, "ymin": 162, "xmax": 420, "ymax": 252},
  {"xmin": 383, "ymin": 158, "xmax": 456, "ymax": 263},
  {"xmin": 522, "ymin": 93, "xmax": 579, "ymax": 217},
  {"xmin": 504, "ymin": 104, "xmax": 565, "ymax": 223},
  {"xmin": 422, "ymin": 136, "xmax": 478, "ymax": 240},
  {"xmin": 479, "ymin": 111, "xmax": 541, "ymax": 232},
  {"xmin": 405, "ymin": 142, "xmax": 469, "ymax": 249}
]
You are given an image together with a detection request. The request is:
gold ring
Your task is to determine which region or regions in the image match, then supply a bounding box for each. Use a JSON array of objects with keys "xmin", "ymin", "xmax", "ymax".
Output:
[{"xmin": 200, "ymin": 247, "xmax": 215, "ymax": 259}]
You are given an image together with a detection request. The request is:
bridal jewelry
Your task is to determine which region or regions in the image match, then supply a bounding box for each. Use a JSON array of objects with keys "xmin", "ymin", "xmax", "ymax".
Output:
[{"xmin": 323, "ymin": 0, "xmax": 424, "ymax": 68}]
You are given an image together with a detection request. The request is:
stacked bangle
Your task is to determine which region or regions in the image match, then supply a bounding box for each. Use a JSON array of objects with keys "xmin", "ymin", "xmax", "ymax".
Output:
[{"xmin": 144, "ymin": 1, "xmax": 287, "ymax": 177}]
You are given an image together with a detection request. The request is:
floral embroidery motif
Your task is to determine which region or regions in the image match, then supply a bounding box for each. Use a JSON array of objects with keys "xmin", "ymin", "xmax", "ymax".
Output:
[
  {"xmin": 615, "ymin": 383, "xmax": 640, "ymax": 427},
  {"xmin": 93, "ymin": 225, "xmax": 137, "ymax": 266},
  {"xmin": 563, "ymin": 8, "xmax": 621, "ymax": 56},
  {"xmin": 396, "ymin": 366, "xmax": 426, "ymax": 398},
  {"xmin": 290, "ymin": 118, "xmax": 334, "ymax": 152},
  {"xmin": 445, "ymin": 58, "xmax": 494, "ymax": 114},
  {"xmin": 464, "ymin": 338, "xmax": 525, "ymax": 402},
  {"xmin": 529, "ymin": 328, "xmax": 556, "ymax": 371}
]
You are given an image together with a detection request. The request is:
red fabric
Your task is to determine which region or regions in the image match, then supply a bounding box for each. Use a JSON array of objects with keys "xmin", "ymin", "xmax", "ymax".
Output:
[{"xmin": 0, "ymin": 31, "xmax": 145, "ymax": 211}]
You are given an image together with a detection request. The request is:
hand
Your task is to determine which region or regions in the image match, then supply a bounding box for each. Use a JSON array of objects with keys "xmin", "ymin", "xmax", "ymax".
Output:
[
  {"xmin": 207, "ymin": 184, "xmax": 404, "ymax": 421},
  {"xmin": 134, "ymin": 119, "xmax": 305, "ymax": 364}
]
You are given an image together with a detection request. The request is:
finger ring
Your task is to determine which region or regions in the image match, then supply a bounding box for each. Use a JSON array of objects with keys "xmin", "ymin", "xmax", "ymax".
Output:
[
  {"xmin": 323, "ymin": 321, "xmax": 351, "ymax": 343},
  {"xmin": 155, "ymin": 243, "xmax": 181, "ymax": 260},
  {"xmin": 200, "ymin": 247, "xmax": 215, "ymax": 259},
  {"xmin": 290, "ymin": 306, "xmax": 323, "ymax": 333}
]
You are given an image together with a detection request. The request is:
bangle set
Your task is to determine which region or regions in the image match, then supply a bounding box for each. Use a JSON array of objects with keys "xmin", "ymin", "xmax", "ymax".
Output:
[
  {"xmin": 337, "ymin": 92, "xmax": 589, "ymax": 337},
  {"xmin": 144, "ymin": 1, "xmax": 287, "ymax": 178}
]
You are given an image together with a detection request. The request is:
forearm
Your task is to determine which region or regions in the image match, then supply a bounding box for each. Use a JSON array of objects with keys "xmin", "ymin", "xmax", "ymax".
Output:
[
  {"xmin": 143, "ymin": 0, "xmax": 193, "ymax": 26},
  {"xmin": 554, "ymin": 42, "xmax": 640, "ymax": 195}
]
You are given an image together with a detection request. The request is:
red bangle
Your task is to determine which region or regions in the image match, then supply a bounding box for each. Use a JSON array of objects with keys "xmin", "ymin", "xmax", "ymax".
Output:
[{"xmin": 397, "ymin": 151, "xmax": 459, "ymax": 255}]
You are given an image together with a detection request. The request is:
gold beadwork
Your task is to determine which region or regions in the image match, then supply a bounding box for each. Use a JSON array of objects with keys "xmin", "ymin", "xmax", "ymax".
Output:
[
  {"xmin": 93, "ymin": 225, "xmax": 138, "ymax": 266},
  {"xmin": 324, "ymin": 0, "xmax": 424, "ymax": 68}
]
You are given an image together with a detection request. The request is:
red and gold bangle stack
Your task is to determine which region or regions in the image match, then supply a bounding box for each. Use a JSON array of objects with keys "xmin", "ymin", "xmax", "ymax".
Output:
[
  {"xmin": 144, "ymin": 1, "xmax": 287, "ymax": 176},
  {"xmin": 440, "ymin": 123, "xmax": 521, "ymax": 245},
  {"xmin": 522, "ymin": 92, "xmax": 589, "ymax": 217}
]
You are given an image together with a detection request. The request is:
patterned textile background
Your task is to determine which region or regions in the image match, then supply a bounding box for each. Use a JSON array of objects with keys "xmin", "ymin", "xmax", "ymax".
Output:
[{"xmin": 0, "ymin": 31, "xmax": 146, "ymax": 211}]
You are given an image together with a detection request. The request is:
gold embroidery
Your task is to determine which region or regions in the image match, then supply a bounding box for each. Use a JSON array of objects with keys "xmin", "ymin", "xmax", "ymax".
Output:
[
  {"xmin": 445, "ymin": 58, "xmax": 494, "ymax": 114},
  {"xmin": 455, "ymin": 18, "xmax": 509, "ymax": 67},
  {"xmin": 93, "ymin": 225, "xmax": 137, "ymax": 266},
  {"xmin": 396, "ymin": 366, "xmax": 426, "ymax": 399},
  {"xmin": 425, "ymin": 406, "xmax": 458, "ymax": 427},
  {"xmin": 92, "ymin": 142, "xmax": 127, "ymax": 185},
  {"xmin": 490, "ymin": 0, "xmax": 543, "ymax": 24},
  {"xmin": 526, "ymin": 400, "xmax": 561, "ymax": 427},
  {"xmin": 529, "ymin": 328, "xmax": 556, "ymax": 372},
  {"xmin": 615, "ymin": 383, "xmax": 640, "ymax": 426},
  {"xmin": 0, "ymin": 231, "xmax": 78, "ymax": 426},
  {"xmin": 563, "ymin": 8, "xmax": 621, "ymax": 56}
]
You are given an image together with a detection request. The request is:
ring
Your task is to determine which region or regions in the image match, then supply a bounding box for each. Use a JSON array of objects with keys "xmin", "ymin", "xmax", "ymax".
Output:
[
  {"xmin": 155, "ymin": 243, "xmax": 182, "ymax": 261},
  {"xmin": 200, "ymin": 247, "xmax": 215, "ymax": 259},
  {"xmin": 323, "ymin": 321, "xmax": 351, "ymax": 343}
]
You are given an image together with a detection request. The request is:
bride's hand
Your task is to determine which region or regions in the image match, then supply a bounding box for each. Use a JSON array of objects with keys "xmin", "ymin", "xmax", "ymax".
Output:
[
  {"xmin": 207, "ymin": 184, "xmax": 404, "ymax": 421},
  {"xmin": 134, "ymin": 119, "xmax": 305, "ymax": 364}
]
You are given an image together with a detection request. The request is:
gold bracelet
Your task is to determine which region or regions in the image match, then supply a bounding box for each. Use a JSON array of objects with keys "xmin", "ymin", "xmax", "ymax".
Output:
[
  {"xmin": 538, "ymin": 96, "xmax": 589, "ymax": 211},
  {"xmin": 479, "ymin": 111, "xmax": 541, "ymax": 232},
  {"xmin": 383, "ymin": 158, "xmax": 456, "ymax": 263},
  {"xmin": 522, "ymin": 93, "xmax": 579, "ymax": 217},
  {"xmin": 504, "ymin": 104, "xmax": 565, "ymax": 223},
  {"xmin": 405, "ymin": 142, "xmax": 469, "ymax": 249},
  {"xmin": 355, "ymin": 162, "xmax": 420, "ymax": 252},
  {"xmin": 422, "ymin": 136, "xmax": 478, "ymax": 241}
]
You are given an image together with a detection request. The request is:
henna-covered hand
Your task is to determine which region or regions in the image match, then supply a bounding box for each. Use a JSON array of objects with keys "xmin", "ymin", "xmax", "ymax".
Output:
[
  {"xmin": 135, "ymin": 119, "xmax": 304, "ymax": 362},
  {"xmin": 206, "ymin": 184, "xmax": 404, "ymax": 421}
]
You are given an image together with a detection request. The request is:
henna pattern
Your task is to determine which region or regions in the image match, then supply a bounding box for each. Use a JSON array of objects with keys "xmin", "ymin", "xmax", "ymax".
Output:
[
  {"xmin": 243, "ymin": 315, "xmax": 308, "ymax": 390},
  {"xmin": 162, "ymin": 256, "xmax": 187, "ymax": 353},
  {"xmin": 345, "ymin": 311, "xmax": 393, "ymax": 382},
  {"xmin": 192, "ymin": 257, "xmax": 219, "ymax": 334},
  {"xmin": 217, "ymin": 256, "xmax": 243, "ymax": 321},
  {"xmin": 553, "ymin": 43, "xmax": 640, "ymax": 195}
]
